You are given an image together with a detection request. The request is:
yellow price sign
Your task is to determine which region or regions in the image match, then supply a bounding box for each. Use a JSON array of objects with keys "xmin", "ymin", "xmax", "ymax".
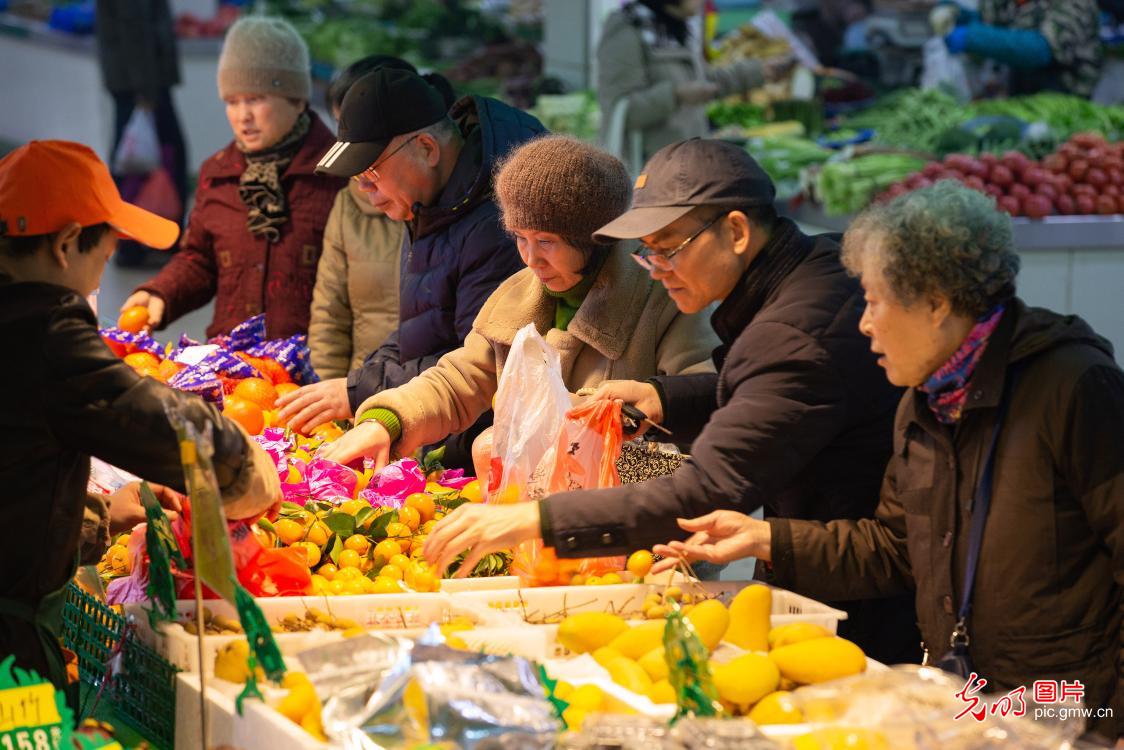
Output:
[{"xmin": 0, "ymin": 684, "xmax": 61, "ymax": 733}]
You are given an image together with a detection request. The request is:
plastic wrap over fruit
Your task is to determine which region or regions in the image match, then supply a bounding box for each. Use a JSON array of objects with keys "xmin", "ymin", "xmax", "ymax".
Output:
[
  {"xmin": 195, "ymin": 348, "xmax": 261, "ymax": 379},
  {"xmin": 247, "ymin": 334, "xmax": 318, "ymax": 385},
  {"xmin": 100, "ymin": 326, "xmax": 163, "ymax": 357},
  {"xmin": 305, "ymin": 457, "xmax": 358, "ymax": 502},
  {"xmin": 254, "ymin": 428, "xmax": 294, "ymax": 466},
  {"xmin": 787, "ymin": 665, "xmax": 1096, "ymax": 750},
  {"xmin": 433, "ymin": 467, "xmax": 473, "ymax": 490},
  {"xmin": 556, "ymin": 715, "xmax": 775, "ymax": 750},
  {"xmin": 359, "ymin": 458, "xmax": 426, "ymax": 509},
  {"xmin": 303, "ymin": 627, "xmax": 558, "ymax": 750},
  {"xmin": 226, "ymin": 313, "xmax": 266, "ymax": 351},
  {"xmin": 167, "ymin": 364, "xmax": 223, "ymax": 403}
]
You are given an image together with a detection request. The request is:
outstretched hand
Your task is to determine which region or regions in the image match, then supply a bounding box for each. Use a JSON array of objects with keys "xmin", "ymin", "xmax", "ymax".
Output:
[{"xmin": 650, "ymin": 510, "xmax": 771, "ymax": 574}]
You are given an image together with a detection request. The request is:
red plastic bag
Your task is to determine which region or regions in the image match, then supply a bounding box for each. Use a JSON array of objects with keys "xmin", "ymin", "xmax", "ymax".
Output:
[
  {"xmin": 134, "ymin": 167, "xmax": 183, "ymax": 222},
  {"xmin": 514, "ymin": 399, "xmax": 627, "ymax": 586},
  {"xmin": 171, "ymin": 498, "xmax": 312, "ymax": 599}
]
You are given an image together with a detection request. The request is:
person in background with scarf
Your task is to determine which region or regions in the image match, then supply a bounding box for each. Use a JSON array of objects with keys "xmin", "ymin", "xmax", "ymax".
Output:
[
  {"xmin": 123, "ymin": 16, "xmax": 345, "ymax": 339},
  {"xmin": 421, "ymin": 139, "xmax": 921, "ymax": 666},
  {"xmin": 648, "ymin": 181, "xmax": 1124, "ymax": 744},
  {"xmin": 598, "ymin": 0, "xmax": 795, "ymax": 171}
]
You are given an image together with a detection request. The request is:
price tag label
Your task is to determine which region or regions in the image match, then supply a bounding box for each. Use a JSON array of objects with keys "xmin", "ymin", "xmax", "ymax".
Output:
[
  {"xmin": 0, "ymin": 684, "xmax": 61, "ymax": 732},
  {"xmin": 0, "ymin": 657, "xmax": 72, "ymax": 750}
]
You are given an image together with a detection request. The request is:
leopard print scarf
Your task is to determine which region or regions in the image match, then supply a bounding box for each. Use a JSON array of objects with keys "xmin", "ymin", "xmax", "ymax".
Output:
[{"xmin": 237, "ymin": 110, "xmax": 311, "ymax": 242}]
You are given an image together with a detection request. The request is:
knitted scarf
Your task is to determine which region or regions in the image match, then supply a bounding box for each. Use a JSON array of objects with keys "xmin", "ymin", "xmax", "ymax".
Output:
[
  {"xmin": 920, "ymin": 304, "xmax": 1006, "ymax": 424},
  {"xmin": 237, "ymin": 110, "xmax": 310, "ymax": 242}
]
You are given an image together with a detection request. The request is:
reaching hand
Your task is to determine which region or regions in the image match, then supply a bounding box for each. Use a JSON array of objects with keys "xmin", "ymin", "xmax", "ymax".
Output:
[
  {"xmin": 106, "ymin": 481, "xmax": 184, "ymax": 534},
  {"xmin": 275, "ymin": 378, "xmax": 352, "ymax": 434},
  {"xmin": 120, "ymin": 290, "xmax": 165, "ymax": 329},
  {"xmin": 675, "ymin": 81, "xmax": 721, "ymax": 106},
  {"xmin": 762, "ymin": 54, "xmax": 798, "ymax": 82},
  {"xmin": 318, "ymin": 420, "xmax": 392, "ymax": 469},
  {"xmin": 590, "ymin": 380, "xmax": 664, "ymax": 438},
  {"xmin": 650, "ymin": 510, "xmax": 771, "ymax": 574},
  {"xmin": 422, "ymin": 502, "xmax": 541, "ymax": 578}
]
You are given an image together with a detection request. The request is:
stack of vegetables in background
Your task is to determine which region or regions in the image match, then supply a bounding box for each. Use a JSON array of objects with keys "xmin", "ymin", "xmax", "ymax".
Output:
[
  {"xmin": 709, "ymin": 84, "xmax": 1124, "ymax": 218},
  {"xmin": 875, "ymin": 133, "xmax": 1124, "ymax": 218}
]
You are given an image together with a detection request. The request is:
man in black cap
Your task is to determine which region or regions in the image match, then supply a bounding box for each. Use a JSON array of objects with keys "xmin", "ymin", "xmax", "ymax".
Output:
[
  {"xmin": 423, "ymin": 138, "xmax": 921, "ymax": 665},
  {"xmin": 276, "ymin": 68, "xmax": 545, "ymax": 467}
]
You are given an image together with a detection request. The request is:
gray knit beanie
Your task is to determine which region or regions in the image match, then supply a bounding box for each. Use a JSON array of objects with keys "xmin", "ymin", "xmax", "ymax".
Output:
[
  {"xmin": 218, "ymin": 16, "xmax": 311, "ymax": 101},
  {"xmin": 495, "ymin": 136, "xmax": 631, "ymax": 246}
]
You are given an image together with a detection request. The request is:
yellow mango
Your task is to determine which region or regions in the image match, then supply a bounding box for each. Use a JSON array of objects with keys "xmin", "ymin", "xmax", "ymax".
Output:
[
  {"xmin": 686, "ymin": 599, "xmax": 730, "ymax": 651},
  {"xmin": 793, "ymin": 728, "xmax": 888, "ymax": 750},
  {"xmin": 606, "ymin": 656, "xmax": 653, "ymax": 695},
  {"xmin": 592, "ymin": 646, "xmax": 624, "ymax": 669},
  {"xmin": 647, "ymin": 680, "xmax": 676, "ymax": 704},
  {"xmin": 557, "ymin": 612, "xmax": 628, "ymax": 654},
  {"xmin": 711, "ymin": 652, "xmax": 780, "ymax": 706},
  {"xmin": 566, "ymin": 683, "xmax": 606, "ymax": 711},
  {"xmin": 748, "ymin": 690, "xmax": 804, "ymax": 725},
  {"xmin": 638, "ymin": 646, "xmax": 669, "ymax": 681},
  {"xmin": 768, "ymin": 622, "xmax": 833, "ymax": 649},
  {"xmin": 725, "ymin": 584, "xmax": 771, "ymax": 651},
  {"xmin": 768, "ymin": 637, "xmax": 867, "ymax": 685},
  {"xmin": 607, "ymin": 620, "xmax": 665, "ymax": 659}
]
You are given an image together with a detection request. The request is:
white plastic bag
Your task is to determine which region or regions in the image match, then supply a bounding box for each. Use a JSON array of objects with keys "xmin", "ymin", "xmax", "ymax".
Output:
[
  {"xmin": 920, "ymin": 36, "xmax": 971, "ymax": 102},
  {"xmin": 112, "ymin": 107, "xmax": 161, "ymax": 175},
  {"xmin": 487, "ymin": 324, "xmax": 571, "ymax": 503}
]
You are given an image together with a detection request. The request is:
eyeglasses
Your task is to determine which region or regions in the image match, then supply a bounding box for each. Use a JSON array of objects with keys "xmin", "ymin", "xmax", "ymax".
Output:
[
  {"xmin": 354, "ymin": 134, "xmax": 419, "ymax": 185},
  {"xmin": 631, "ymin": 212, "xmax": 726, "ymax": 272}
]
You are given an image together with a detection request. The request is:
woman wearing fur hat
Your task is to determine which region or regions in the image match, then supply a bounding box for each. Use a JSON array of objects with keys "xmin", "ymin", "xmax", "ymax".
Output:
[
  {"xmin": 321, "ymin": 136, "xmax": 720, "ymax": 469},
  {"xmin": 123, "ymin": 16, "xmax": 345, "ymax": 339}
]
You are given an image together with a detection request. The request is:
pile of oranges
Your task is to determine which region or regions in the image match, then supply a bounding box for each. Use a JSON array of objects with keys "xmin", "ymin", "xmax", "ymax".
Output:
[
  {"xmin": 258, "ymin": 483, "xmax": 486, "ymax": 596},
  {"xmin": 110, "ymin": 307, "xmax": 332, "ymax": 437}
]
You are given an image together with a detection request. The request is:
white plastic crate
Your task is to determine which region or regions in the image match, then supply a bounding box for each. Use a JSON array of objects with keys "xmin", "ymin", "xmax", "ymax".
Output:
[
  {"xmin": 451, "ymin": 581, "xmax": 846, "ymax": 633},
  {"xmin": 126, "ymin": 591, "xmax": 452, "ymax": 631},
  {"xmin": 451, "ymin": 583, "xmax": 653, "ymax": 623},
  {"xmin": 125, "ymin": 591, "xmax": 518, "ymax": 674},
  {"xmin": 439, "ymin": 575, "xmax": 521, "ymax": 593}
]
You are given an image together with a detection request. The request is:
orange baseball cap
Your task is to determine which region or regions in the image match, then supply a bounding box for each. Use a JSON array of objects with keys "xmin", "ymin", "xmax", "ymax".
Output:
[{"xmin": 0, "ymin": 140, "xmax": 179, "ymax": 249}]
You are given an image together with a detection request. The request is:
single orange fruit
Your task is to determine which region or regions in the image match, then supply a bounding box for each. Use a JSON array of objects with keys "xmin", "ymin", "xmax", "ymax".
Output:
[
  {"xmin": 275, "ymin": 382, "xmax": 300, "ymax": 398},
  {"xmin": 123, "ymin": 351, "xmax": 161, "ymax": 370},
  {"xmin": 398, "ymin": 506, "xmax": 421, "ymax": 532},
  {"xmin": 232, "ymin": 377, "xmax": 278, "ymax": 410},
  {"xmin": 223, "ymin": 397, "xmax": 264, "ymax": 435},
  {"xmin": 157, "ymin": 358, "xmax": 185, "ymax": 382},
  {"xmin": 309, "ymin": 422, "xmax": 344, "ymax": 441},
  {"xmin": 255, "ymin": 357, "xmax": 292, "ymax": 385},
  {"xmin": 117, "ymin": 306, "xmax": 150, "ymax": 334},
  {"xmin": 405, "ymin": 493, "xmax": 436, "ymax": 523}
]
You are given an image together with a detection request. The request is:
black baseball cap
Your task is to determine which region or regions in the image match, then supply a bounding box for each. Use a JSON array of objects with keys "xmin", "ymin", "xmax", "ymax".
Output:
[
  {"xmin": 315, "ymin": 68, "xmax": 448, "ymax": 177},
  {"xmin": 594, "ymin": 138, "xmax": 776, "ymax": 242}
]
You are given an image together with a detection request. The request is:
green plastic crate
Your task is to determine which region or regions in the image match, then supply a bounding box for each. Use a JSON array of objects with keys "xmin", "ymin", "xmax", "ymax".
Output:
[{"xmin": 61, "ymin": 584, "xmax": 178, "ymax": 750}]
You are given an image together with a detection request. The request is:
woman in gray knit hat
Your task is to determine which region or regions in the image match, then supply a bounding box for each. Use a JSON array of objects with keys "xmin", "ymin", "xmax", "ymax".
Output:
[
  {"xmin": 321, "ymin": 135, "xmax": 720, "ymax": 471},
  {"xmin": 123, "ymin": 16, "xmax": 345, "ymax": 339}
]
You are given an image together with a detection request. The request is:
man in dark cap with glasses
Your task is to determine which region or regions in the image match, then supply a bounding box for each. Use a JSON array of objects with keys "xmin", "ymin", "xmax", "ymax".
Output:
[
  {"xmin": 277, "ymin": 68, "xmax": 545, "ymax": 468},
  {"xmin": 424, "ymin": 138, "xmax": 920, "ymax": 665}
]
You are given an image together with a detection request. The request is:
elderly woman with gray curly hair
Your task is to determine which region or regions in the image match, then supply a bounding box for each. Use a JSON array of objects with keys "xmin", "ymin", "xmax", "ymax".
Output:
[{"xmin": 651, "ymin": 180, "xmax": 1124, "ymax": 742}]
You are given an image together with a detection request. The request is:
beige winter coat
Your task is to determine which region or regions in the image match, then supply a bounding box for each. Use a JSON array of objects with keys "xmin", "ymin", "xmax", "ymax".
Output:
[
  {"xmin": 356, "ymin": 245, "xmax": 720, "ymax": 456},
  {"xmin": 597, "ymin": 7, "xmax": 766, "ymax": 170},
  {"xmin": 308, "ymin": 183, "xmax": 404, "ymax": 378}
]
